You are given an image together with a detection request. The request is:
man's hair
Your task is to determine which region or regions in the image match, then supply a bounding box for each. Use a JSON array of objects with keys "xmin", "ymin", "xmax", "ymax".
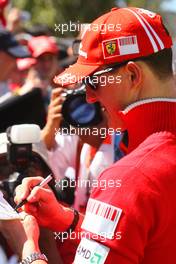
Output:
[{"xmin": 139, "ymin": 48, "xmax": 173, "ymax": 80}]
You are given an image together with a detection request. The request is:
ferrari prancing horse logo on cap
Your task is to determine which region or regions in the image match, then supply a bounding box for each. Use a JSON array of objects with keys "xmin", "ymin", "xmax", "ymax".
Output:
[
  {"xmin": 105, "ymin": 40, "xmax": 117, "ymax": 55},
  {"xmin": 102, "ymin": 36, "xmax": 139, "ymax": 59},
  {"xmin": 102, "ymin": 39, "xmax": 120, "ymax": 58}
]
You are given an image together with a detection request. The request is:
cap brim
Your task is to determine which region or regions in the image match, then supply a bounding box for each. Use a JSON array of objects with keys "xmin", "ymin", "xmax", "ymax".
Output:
[
  {"xmin": 54, "ymin": 62, "xmax": 100, "ymax": 87},
  {"xmin": 7, "ymin": 45, "xmax": 31, "ymax": 58}
]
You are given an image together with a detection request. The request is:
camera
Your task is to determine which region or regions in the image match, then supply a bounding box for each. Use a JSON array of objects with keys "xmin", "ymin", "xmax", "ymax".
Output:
[
  {"xmin": 61, "ymin": 85, "xmax": 103, "ymax": 128},
  {"xmin": 6, "ymin": 124, "xmax": 41, "ymax": 170},
  {"xmin": 0, "ymin": 124, "xmax": 53, "ymax": 203}
]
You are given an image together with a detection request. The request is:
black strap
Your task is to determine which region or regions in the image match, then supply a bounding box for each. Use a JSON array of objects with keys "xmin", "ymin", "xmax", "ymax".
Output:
[{"xmin": 58, "ymin": 209, "xmax": 79, "ymax": 241}]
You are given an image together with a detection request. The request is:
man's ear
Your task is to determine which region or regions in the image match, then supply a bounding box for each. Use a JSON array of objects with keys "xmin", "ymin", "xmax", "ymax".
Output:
[{"xmin": 125, "ymin": 61, "xmax": 142, "ymax": 88}]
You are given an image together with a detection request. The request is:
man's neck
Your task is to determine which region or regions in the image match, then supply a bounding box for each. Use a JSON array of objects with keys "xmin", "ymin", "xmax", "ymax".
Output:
[
  {"xmin": 138, "ymin": 71, "xmax": 176, "ymax": 100},
  {"xmin": 120, "ymin": 98, "xmax": 176, "ymax": 153}
]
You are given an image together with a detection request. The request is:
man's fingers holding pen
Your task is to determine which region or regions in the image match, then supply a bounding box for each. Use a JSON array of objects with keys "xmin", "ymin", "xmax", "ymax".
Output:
[
  {"xmin": 17, "ymin": 185, "xmax": 61, "ymax": 228},
  {"xmin": 14, "ymin": 176, "xmax": 50, "ymax": 204},
  {"xmin": 27, "ymin": 186, "xmax": 54, "ymax": 203},
  {"xmin": 21, "ymin": 188, "xmax": 53, "ymax": 216}
]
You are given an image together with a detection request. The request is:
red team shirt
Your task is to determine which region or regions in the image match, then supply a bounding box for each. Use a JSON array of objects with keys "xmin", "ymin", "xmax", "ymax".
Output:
[{"xmin": 74, "ymin": 99, "xmax": 176, "ymax": 264}]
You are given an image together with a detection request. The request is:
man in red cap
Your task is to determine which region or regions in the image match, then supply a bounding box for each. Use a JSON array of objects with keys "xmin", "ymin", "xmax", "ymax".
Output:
[
  {"xmin": 28, "ymin": 36, "xmax": 59, "ymax": 82},
  {"xmin": 26, "ymin": 35, "xmax": 59, "ymax": 106},
  {"xmin": 12, "ymin": 7, "xmax": 176, "ymax": 264},
  {"xmin": 0, "ymin": 27, "xmax": 30, "ymax": 96}
]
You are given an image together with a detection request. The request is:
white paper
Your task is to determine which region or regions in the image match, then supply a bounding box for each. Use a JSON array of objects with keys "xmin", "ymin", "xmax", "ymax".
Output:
[{"xmin": 0, "ymin": 191, "xmax": 20, "ymax": 220}]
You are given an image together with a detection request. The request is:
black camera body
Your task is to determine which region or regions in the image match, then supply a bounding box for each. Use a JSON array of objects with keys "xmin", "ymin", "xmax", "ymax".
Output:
[
  {"xmin": 0, "ymin": 125, "xmax": 52, "ymax": 203},
  {"xmin": 61, "ymin": 85, "xmax": 103, "ymax": 128},
  {"xmin": 6, "ymin": 125, "xmax": 40, "ymax": 171}
]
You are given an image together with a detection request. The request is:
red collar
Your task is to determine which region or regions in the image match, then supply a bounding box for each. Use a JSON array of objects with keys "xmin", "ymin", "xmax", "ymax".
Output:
[{"xmin": 119, "ymin": 98, "xmax": 176, "ymax": 153}]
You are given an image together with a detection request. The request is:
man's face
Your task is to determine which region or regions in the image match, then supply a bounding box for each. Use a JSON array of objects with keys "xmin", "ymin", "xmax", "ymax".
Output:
[
  {"xmin": 0, "ymin": 51, "xmax": 16, "ymax": 82},
  {"xmin": 85, "ymin": 61, "xmax": 144, "ymax": 130},
  {"xmin": 85, "ymin": 66, "xmax": 129, "ymax": 130},
  {"xmin": 36, "ymin": 52, "xmax": 58, "ymax": 81}
]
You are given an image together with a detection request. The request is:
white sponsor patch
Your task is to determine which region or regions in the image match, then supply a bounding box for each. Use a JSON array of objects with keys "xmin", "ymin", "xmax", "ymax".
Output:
[
  {"xmin": 74, "ymin": 238, "xmax": 109, "ymax": 264},
  {"xmin": 118, "ymin": 35, "xmax": 139, "ymax": 55},
  {"xmin": 82, "ymin": 198, "xmax": 122, "ymax": 239}
]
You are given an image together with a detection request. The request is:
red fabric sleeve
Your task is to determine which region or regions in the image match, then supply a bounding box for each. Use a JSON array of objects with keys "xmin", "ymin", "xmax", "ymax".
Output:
[{"xmin": 80, "ymin": 165, "xmax": 167, "ymax": 264}]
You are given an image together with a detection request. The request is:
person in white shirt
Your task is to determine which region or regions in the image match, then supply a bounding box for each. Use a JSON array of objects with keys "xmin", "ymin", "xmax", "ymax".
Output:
[{"xmin": 41, "ymin": 87, "xmax": 123, "ymax": 210}]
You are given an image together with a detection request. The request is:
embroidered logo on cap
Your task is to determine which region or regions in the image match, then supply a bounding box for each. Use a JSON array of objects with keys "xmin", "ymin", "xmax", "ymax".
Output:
[
  {"xmin": 74, "ymin": 238, "xmax": 110, "ymax": 264},
  {"xmin": 102, "ymin": 39, "xmax": 119, "ymax": 59},
  {"xmin": 105, "ymin": 40, "xmax": 117, "ymax": 55},
  {"xmin": 102, "ymin": 36, "xmax": 139, "ymax": 59},
  {"xmin": 81, "ymin": 198, "xmax": 122, "ymax": 239}
]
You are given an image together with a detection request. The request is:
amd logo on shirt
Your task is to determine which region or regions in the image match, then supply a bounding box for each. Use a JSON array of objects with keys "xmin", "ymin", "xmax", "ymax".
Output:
[
  {"xmin": 74, "ymin": 238, "xmax": 109, "ymax": 264},
  {"xmin": 77, "ymin": 245, "xmax": 102, "ymax": 262}
]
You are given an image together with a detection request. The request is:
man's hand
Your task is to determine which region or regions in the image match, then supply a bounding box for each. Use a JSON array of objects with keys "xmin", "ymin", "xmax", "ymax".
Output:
[
  {"xmin": 41, "ymin": 88, "xmax": 65, "ymax": 150},
  {"xmin": 14, "ymin": 177, "xmax": 74, "ymax": 232},
  {"xmin": 0, "ymin": 213, "xmax": 40, "ymax": 259}
]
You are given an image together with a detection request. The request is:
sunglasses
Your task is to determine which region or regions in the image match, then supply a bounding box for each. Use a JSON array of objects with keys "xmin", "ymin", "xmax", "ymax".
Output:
[{"xmin": 83, "ymin": 62, "xmax": 127, "ymax": 90}]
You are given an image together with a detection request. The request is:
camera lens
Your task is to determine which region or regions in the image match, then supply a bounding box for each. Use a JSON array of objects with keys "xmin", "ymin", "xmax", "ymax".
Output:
[
  {"xmin": 62, "ymin": 92, "xmax": 102, "ymax": 127},
  {"xmin": 69, "ymin": 95, "xmax": 96, "ymax": 123}
]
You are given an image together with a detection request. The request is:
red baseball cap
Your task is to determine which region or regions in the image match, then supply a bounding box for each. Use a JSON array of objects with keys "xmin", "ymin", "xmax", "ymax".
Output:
[
  {"xmin": 28, "ymin": 35, "xmax": 59, "ymax": 58},
  {"xmin": 54, "ymin": 7, "xmax": 172, "ymax": 87}
]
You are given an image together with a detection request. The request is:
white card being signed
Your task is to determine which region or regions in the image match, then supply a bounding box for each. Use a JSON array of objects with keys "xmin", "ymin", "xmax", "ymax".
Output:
[{"xmin": 0, "ymin": 191, "xmax": 20, "ymax": 220}]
